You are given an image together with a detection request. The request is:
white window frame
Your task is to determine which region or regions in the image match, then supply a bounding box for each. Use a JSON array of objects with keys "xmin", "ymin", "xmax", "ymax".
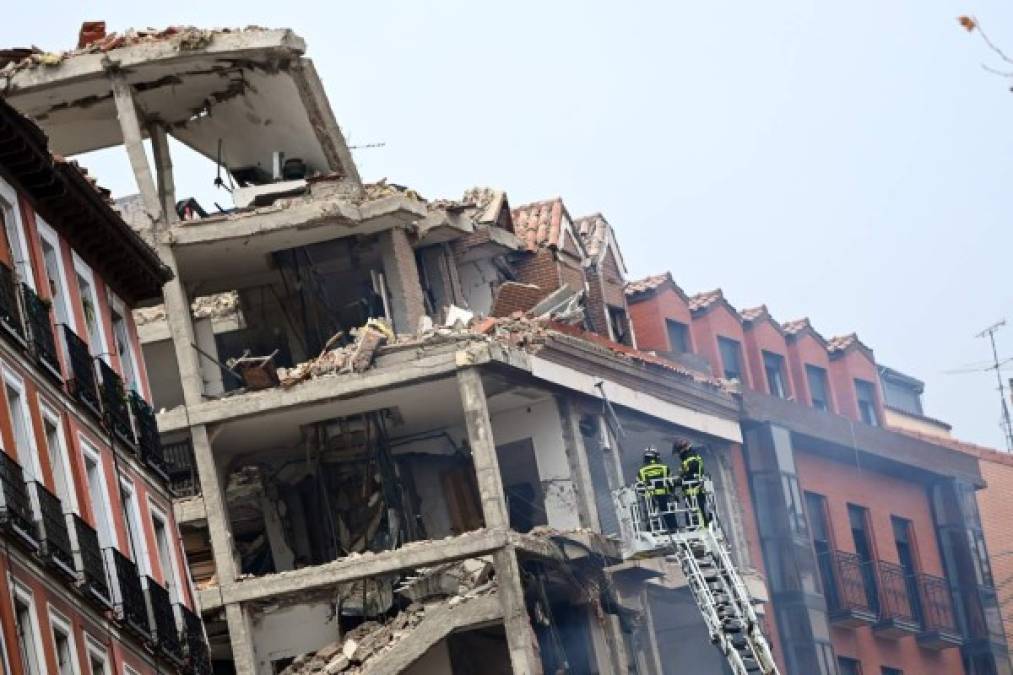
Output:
[
  {"xmin": 3, "ymin": 366, "xmax": 41, "ymax": 484},
  {"xmin": 84, "ymin": 635, "xmax": 111, "ymax": 675},
  {"xmin": 71, "ymin": 253, "xmax": 109, "ymax": 363},
  {"xmin": 10, "ymin": 580, "xmax": 46, "ymax": 675},
  {"xmin": 107, "ymin": 292, "xmax": 141, "ymax": 394},
  {"xmin": 0, "ymin": 177, "xmax": 36, "ymax": 291},
  {"xmin": 149, "ymin": 499, "xmax": 183, "ymax": 603},
  {"xmin": 40, "ymin": 401, "xmax": 77, "ymax": 514},
  {"xmin": 80, "ymin": 438, "xmax": 116, "ymax": 549},
  {"xmin": 119, "ymin": 477, "xmax": 150, "ymax": 577},
  {"xmin": 123, "ymin": 663, "xmax": 141, "ymax": 675},
  {"xmin": 49, "ymin": 607, "xmax": 82, "ymax": 675},
  {"xmin": 36, "ymin": 217, "xmax": 76, "ymax": 333}
]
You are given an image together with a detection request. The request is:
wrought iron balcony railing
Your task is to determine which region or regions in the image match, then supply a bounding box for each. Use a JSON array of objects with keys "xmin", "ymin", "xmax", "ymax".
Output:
[
  {"xmin": 26, "ymin": 481, "xmax": 74, "ymax": 579},
  {"xmin": 66, "ymin": 513, "xmax": 110, "ymax": 607},
  {"xmin": 129, "ymin": 392, "xmax": 167, "ymax": 480},
  {"xmin": 21, "ymin": 283, "xmax": 61, "ymax": 381},
  {"xmin": 163, "ymin": 438, "xmax": 199, "ymax": 497},
  {"xmin": 178, "ymin": 604, "xmax": 212, "ymax": 675},
  {"xmin": 822, "ymin": 550, "xmax": 878, "ymax": 626},
  {"xmin": 874, "ymin": 561, "xmax": 920, "ymax": 637},
  {"xmin": 104, "ymin": 547, "xmax": 150, "ymax": 639},
  {"xmin": 0, "ymin": 450, "xmax": 38, "ymax": 548},
  {"xmin": 144, "ymin": 577, "xmax": 183, "ymax": 663},
  {"xmin": 0, "ymin": 262, "xmax": 25, "ymax": 345},
  {"xmin": 61, "ymin": 325, "xmax": 102, "ymax": 419},
  {"xmin": 98, "ymin": 359, "xmax": 135, "ymax": 448},
  {"xmin": 917, "ymin": 572, "xmax": 963, "ymax": 649}
]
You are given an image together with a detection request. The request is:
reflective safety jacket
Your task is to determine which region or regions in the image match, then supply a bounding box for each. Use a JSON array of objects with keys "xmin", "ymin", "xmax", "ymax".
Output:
[
  {"xmin": 638, "ymin": 461, "xmax": 671, "ymax": 496},
  {"xmin": 681, "ymin": 452, "xmax": 704, "ymax": 494}
]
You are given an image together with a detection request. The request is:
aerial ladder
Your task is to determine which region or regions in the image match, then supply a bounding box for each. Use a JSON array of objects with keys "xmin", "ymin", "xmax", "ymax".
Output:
[{"xmin": 619, "ymin": 477, "xmax": 781, "ymax": 675}]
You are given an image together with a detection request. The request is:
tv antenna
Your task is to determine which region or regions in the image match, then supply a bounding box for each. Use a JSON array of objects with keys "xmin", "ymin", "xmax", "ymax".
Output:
[{"xmin": 976, "ymin": 319, "xmax": 1013, "ymax": 452}]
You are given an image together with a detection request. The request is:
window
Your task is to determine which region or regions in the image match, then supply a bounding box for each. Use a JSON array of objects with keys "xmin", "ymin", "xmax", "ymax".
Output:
[
  {"xmin": 806, "ymin": 365, "xmax": 830, "ymax": 411},
  {"xmin": 0, "ymin": 178, "xmax": 34, "ymax": 289},
  {"xmin": 665, "ymin": 319, "xmax": 690, "ymax": 354},
  {"xmin": 717, "ymin": 336, "xmax": 743, "ymax": 381},
  {"xmin": 120, "ymin": 479, "xmax": 149, "ymax": 575},
  {"xmin": 4, "ymin": 368, "xmax": 40, "ymax": 483},
  {"xmin": 855, "ymin": 379, "xmax": 879, "ymax": 426},
  {"xmin": 837, "ymin": 658, "xmax": 863, "ymax": 675},
  {"xmin": 50, "ymin": 610, "xmax": 80, "ymax": 675},
  {"xmin": 607, "ymin": 305, "xmax": 632, "ymax": 346},
  {"xmin": 848, "ymin": 504, "xmax": 879, "ymax": 612},
  {"xmin": 892, "ymin": 516, "xmax": 923, "ymax": 621},
  {"xmin": 85, "ymin": 638, "xmax": 110, "ymax": 675},
  {"xmin": 762, "ymin": 351, "xmax": 788, "ymax": 398},
  {"xmin": 42, "ymin": 405, "xmax": 76, "ymax": 513},
  {"xmin": 806, "ymin": 492, "xmax": 838, "ymax": 606},
  {"xmin": 881, "ymin": 668, "xmax": 903, "ymax": 675},
  {"xmin": 82, "ymin": 441, "xmax": 114, "ymax": 548},
  {"xmin": 151, "ymin": 505, "xmax": 181, "ymax": 602},
  {"xmin": 37, "ymin": 218, "xmax": 73, "ymax": 330},
  {"xmin": 108, "ymin": 294, "xmax": 140, "ymax": 393},
  {"xmin": 73, "ymin": 256, "xmax": 108, "ymax": 361},
  {"xmin": 12, "ymin": 584, "xmax": 44, "ymax": 675}
]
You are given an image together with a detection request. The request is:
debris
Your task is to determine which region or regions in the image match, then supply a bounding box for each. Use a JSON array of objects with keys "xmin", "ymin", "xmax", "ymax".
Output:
[
  {"xmin": 443, "ymin": 305, "xmax": 474, "ymax": 328},
  {"xmin": 229, "ymin": 350, "xmax": 280, "ymax": 390}
]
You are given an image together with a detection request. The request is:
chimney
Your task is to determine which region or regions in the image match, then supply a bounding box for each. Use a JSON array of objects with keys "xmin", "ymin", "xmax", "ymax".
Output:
[{"xmin": 78, "ymin": 21, "xmax": 107, "ymax": 49}]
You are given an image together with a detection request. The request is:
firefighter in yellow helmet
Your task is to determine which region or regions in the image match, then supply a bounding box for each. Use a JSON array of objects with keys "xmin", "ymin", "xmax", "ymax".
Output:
[
  {"xmin": 675, "ymin": 439, "xmax": 710, "ymax": 527},
  {"xmin": 637, "ymin": 448, "xmax": 676, "ymax": 530}
]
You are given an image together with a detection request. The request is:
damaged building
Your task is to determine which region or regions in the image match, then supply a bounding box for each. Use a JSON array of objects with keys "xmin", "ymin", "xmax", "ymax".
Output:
[{"xmin": 1, "ymin": 23, "xmax": 772, "ymax": 675}]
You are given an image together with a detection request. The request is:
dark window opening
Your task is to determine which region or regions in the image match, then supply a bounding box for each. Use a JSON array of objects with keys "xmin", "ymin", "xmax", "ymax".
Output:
[
  {"xmin": 892, "ymin": 516, "xmax": 923, "ymax": 622},
  {"xmin": 855, "ymin": 379, "xmax": 879, "ymax": 426},
  {"xmin": 881, "ymin": 668, "xmax": 903, "ymax": 675},
  {"xmin": 665, "ymin": 319, "xmax": 690, "ymax": 354},
  {"xmin": 607, "ymin": 305, "xmax": 632, "ymax": 346},
  {"xmin": 806, "ymin": 365, "xmax": 830, "ymax": 411},
  {"xmin": 806, "ymin": 492, "xmax": 838, "ymax": 607},
  {"xmin": 717, "ymin": 336, "xmax": 743, "ymax": 381},
  {"xmin": 848, "ymin": 504, "xmax": 879, "ymax": 612},
  {"xmin": 838, "ymin": 657, "xmax": 863, "ymax": 675},
  {"xmin": 763, "ymin": 351, "xmax": 788, "ymax": 398}
]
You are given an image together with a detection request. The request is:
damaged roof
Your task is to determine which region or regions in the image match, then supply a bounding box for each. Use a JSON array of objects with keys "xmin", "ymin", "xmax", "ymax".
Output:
[
  {"xmin": 2, "ymin": 24, "xmax": 360, "ymax": 186},
  {"xmin": 625, "ymin": 272, "xmax": 690, "ymax": 301},
  {"xmin": 511, "ymin": 197, "xmax": 584, "ymax": 255},
  {"xmin": 574, "ymin": 212, "xmax": 627, "ymax": 274},
  {"xmin": 0, "ymin": 97, "xmax": 170, "ymax": 303}
]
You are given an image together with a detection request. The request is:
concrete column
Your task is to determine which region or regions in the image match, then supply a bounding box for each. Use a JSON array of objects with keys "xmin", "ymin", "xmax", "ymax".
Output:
[
  {"xmin": 108, "ymin": 72, "xmax": 161, "ymax": 223},
  {"xmin": 191, "ymin": 424, "xmax": 239, "ymax": 584},
  {"xmin": 379, "ymin": 227, "xmax": 426, "ymax": 333},
  {"xmin": 456, "ymin": 367, "xmax": 509, "ymax": 530},
  {"xmin": 555, "ymin": 396, "xmax": 600, "ymax": 530},
  {"xmin": 494, "ymin": 546, "xmax": 543, "ymax": 675},
  {"xmin": 225, "ymin": 602, "xmax": 258, "ymax": 675},
  {"xmin": 148, "ymin": 123, "xmax": 177, "ymax": 222}
]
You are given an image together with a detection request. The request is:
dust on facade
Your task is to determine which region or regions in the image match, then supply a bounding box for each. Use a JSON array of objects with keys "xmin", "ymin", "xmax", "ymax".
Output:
[{"xmin": 0, "ymin": 20, "xmax": 1009, "ymax": 675}]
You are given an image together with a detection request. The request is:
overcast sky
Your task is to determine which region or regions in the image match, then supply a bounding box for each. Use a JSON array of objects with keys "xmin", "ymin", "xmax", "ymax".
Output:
[{"xmin": 4, "ymin": 2, "xmax": 1013, "ymax": 448}]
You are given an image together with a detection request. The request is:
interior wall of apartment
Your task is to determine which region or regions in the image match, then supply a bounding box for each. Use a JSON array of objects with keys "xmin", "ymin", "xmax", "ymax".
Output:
[
  {"xmin": 489, "ymin": 397, "xmax": 581, "ymax": 531},
  {"xmin": 457, "ymin": 259, "xmax": 502, "ymax": 317},
  {"xmin": 402, "ymin": 641, "xmax": 453, "ymax": 675},
  {"xmin": 142, "ymin": 339, "xmax": 184, "ymax": 410},
  {"xmin": 252, "ymin": 601, "xmax": 340, "ymax": 675},
  {"xmin": 647, "ymin": 585, "xmax": 728, "ymax": 675}
]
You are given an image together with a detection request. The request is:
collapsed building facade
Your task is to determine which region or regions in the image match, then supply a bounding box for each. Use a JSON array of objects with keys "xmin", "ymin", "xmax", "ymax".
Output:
[{"xmin": 0, "ymin": 24, "xmax": 771, "ymax": 675}]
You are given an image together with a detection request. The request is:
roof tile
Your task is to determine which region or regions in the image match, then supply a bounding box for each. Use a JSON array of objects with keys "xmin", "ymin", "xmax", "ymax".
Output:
[{"xmin": 511, "ymin": 197, "xmax": 565, "ymax": 252}]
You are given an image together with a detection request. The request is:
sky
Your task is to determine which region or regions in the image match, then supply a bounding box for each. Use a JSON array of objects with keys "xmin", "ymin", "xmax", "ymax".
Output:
[{"xmin": 3, "ymin": 2, "xmax": 1013, "ymax": 448}]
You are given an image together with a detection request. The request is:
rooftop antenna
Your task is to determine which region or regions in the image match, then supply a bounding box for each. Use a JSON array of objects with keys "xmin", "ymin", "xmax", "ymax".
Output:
[
  {"xmin": 976, "ymin": 319, "xmax": 1013, "ymax": 452},
  {"xmin": 349, "ymin": 142, "xmax": 386, "ymax": 151}
]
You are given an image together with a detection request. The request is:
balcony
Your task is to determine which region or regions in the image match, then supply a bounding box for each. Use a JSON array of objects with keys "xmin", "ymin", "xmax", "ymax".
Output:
[
  {"xmin": 178, "ymin": 604, "xmax": 212, "ymax": 675},
  {"xmin": 66, "ymin": 513, "xmax": 111, "ymax": 608},
  {"xmin": 104, "ymin": 547, "xmax": 151, "ymax": 639},
  {"xmin": 144, "ymin": 577, "xmax": 184, "ymax": 663},
  {"xmin": 822, "ymin": 550, "xmax": 878, "ymax": 626},
  {"xmin": 21, "ymin": 284, "xmax": 61, "ymax": 381},
  {"xmin": 0, "ymin": 262, "xmax": 26, "ymax": 345},
  {"xmin": 917, "ymin": 573, "xmax": 963, "ymax": 649},
  {"xmin": 98, "ymin": 360, "xmax": 135, "ymax": 449},
  {"xmin": 61, "ymin": 325, "xmax": 101, "ymax": 420},
  {"xmin": 0, "ymin": 450, "xmax": 38, "ymax": 549},
  {"xmin": 26, "ymin": 481, "xmax": 75, "ymax": 579},
  {"xmin": 130, "ymin": 392, "xmax": 167, "ymax": 480},
  {"xmin": 163, "ymin": 438, "xmax": 199, "ymax": 497},
  {"xmin": 874, "ymin": 561, "xmax": 921, "ymax": 637}
]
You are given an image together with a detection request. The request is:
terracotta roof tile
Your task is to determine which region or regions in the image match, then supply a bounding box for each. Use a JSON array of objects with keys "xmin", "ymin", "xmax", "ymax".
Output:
[
  {"xmin": 512, "ymin": 197, "xmax": 565, "ymax": 252},
  {"xmin": 460, "ymin": 186, "xmax": 508, "ymax": 224},
  {"xmin": 782, "ymin": 318, "xmax": 812, "ymax": 335},
  {"xmin": 626, "ymin": 273, "xmax": 671, "ymax": 295},
  {"xmin": 740, "ymin": 305, "xmax": 768, "ymax": 322},
  {"xmin": 688, "ymin": 289, "xmax": 724, "ymax": 312}
]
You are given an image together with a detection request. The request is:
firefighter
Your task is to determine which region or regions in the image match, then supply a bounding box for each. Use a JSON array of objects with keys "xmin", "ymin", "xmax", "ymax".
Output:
[
  {"xmin": 675, "ymin": 439, "xmax": 711, "ymax": 527},
  {"xmin": 637, "ymin": 448, "xmax": 676, "ymax": 531}
]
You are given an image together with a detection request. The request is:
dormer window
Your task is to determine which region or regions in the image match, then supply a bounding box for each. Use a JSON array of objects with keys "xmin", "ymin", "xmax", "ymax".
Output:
[
  {"xmin": 855, "ymin": 379, "xmax": 879, "ymax": 426},
  {"xmin": 763, "ymin": 351, "xmax": 788, "ymax": 398}
]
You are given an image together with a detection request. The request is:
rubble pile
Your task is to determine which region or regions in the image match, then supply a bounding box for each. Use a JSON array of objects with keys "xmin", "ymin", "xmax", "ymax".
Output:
[
  {"xmin": 133, "ymin": 291, "xmax": 241, "ymax": 326},
  {"xmin": 280, "ymin": 561, "xmax": 496, "ymax": 675}
]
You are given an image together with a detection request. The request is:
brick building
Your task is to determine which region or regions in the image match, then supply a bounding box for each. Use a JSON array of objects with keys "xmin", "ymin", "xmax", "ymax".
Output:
[
  {"xmin": 627, "ymin": 273, "xmax": 1011, "ymax": 675},
  {"xmin": 0, "ymin": 100, "xmax": 209, "ymax": 675}
]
